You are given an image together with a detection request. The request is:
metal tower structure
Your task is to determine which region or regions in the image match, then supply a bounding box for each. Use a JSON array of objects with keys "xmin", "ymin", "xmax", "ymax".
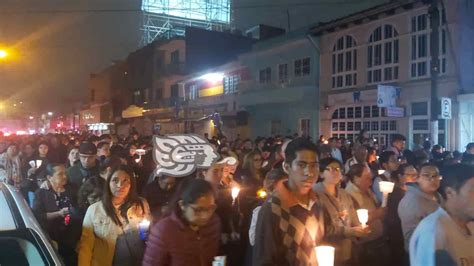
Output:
[{"xmin": 141, "ymin": 0, "xmax": 231, "ymax": 45}]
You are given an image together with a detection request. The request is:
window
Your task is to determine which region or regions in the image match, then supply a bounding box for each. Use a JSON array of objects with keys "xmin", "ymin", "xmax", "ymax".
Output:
[
  {"xmin": 364, "ymin": 106, "xmax": 371, "ymax": 118},
  {"xmin": 332, "ymin": 109, "xmax": 339, "ymax": 119},
  {"xmin": 224, "ymin": 75, "xmax": 241, "ymax": 94},
  {"xmin": 363, "ymin": 121, "xmax": 371, "ymax": 130},
  {"xmin": 355, "ymin": 122, "xmax": 362, "ymax": 131},
  {"xmin": 278, "ymin": 64, "xmax": 288, "ymax": 83},
  {"xmin": 332, "ymin": 36, "xmax": 357, "ymax": 89},
  {"xmin": 372, "ymin": 105, "xmax": 379, "ymax": 117},
  {"xmin": 171, "ymin": 84, "xmax": 179, "ymax": 99},
  {"xmin": 368, "ymin": 25, "xmax": 399, "ymax": 83},
  {"xmin": 133, "ymin": 90, "xmax": 141, "ymax": 104},
  {"xmin": 300, "ymin": 119, "xmax": 311, "ymax": 136},
  {"xmin": 355, "ymin": 107, "xmax": 362, "ymax": 118},
  {"xmin": 339, "ymin": 122, "xmax": 346, "ymax": 131},
  {"xmin": 410, "ymin": 12, "xmax": 448, "ymax": 78},
  {"xmin": 271, "ymin": 120, "xmax": 282, "ymax": 135},
  {"xmin": 347, "ymin": 107, "xmax": 354, "ymax": 118},
  {"xmin": 143, "ymin": 88, "xmax": 150, "ymax": 103},
  {"xmin": 413, "ymin": 119, "xmax": 429, "ymax": 130},
  {"xmin": 259, "ymin": 67, "xmax": 272, "ymax": 83},
  {"xmin": 339, "ymin": 108, "xmax": 346, "ymax": 119},
  {"xmin": 332, "ymin": 122, "xmax": 338, "ymax": 131},
  {"xmin": 171, "ymin": 50, "xmax": 180, "ymax": 64},
  {"xmin": 347, "ymin": 122, "xmax": 354, "ymax": 131},
  {"xmin": 295, "ymin": 58, "xmax": 311, "ymax": 77},
  {"xmin": 390, "ymin": 120, "xmax": 397, "ymax": 131},
  {"xmin": 381, "ymin": 121, "xmax": 389, "ymax": 131},
  {"xmin": 411, "ymin": 102, "xmax": 428, "ymax": 116},
  {"xmin": 371, "ymin": 121, "xmax": 379, "ymax": 131},
  {"xmin": 189, "ymin": 85, "xmax": 198, "ymax": 100}
]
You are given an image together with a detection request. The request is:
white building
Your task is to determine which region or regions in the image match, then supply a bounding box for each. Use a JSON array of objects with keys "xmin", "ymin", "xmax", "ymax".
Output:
[{"xmin": 310, "ymin": 0, "xmax": 462, "ymax": 150}]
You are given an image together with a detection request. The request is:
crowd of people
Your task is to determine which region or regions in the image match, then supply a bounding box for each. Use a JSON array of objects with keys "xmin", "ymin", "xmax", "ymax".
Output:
[{"xmin": 0, "ymin": 129, "xmax": 473, "ymax": 266}]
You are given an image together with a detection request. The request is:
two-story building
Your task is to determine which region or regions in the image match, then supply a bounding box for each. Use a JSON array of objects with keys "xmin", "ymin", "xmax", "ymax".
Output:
[
  {"xmin": 123, "ymin": 27, "xmax": 254, "ymax": 136},
  {"xmin": 310, "ymin": 0, "xmax": 460, "ymax": 150},
  {"xmin": 237, "ymin": 26, "xmax": 320, "ymax": 140}
]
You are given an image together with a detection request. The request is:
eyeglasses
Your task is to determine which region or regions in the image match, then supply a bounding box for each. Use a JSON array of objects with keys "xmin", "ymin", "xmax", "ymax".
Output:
[
  {"xmin": 189, "ymin": 204, "xmax": 217, "ymax": 215},
  {"xmin": 325, "ymin": 167, "xmax": 341, "ymax": 173},
  {"xmin": 420, "ymin": 174, "xmax": 443, "ymax": 182}
]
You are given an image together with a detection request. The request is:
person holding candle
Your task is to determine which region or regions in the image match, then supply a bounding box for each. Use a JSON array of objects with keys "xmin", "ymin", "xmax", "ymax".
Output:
[
  {"xmin": 23, "ymin": 141, "xmax": 51, "ymax": 204},
  {"xmin": 32, "ymin": 163, "xmax": 81, "ymax": 266},
  {"xmin": 143, "ymin": 174, "xmax": 177, "ymax": 221},
  {"xmin": 345, "ymin": 164, "xmax": 389, "ymax": 266},
  {"xmin": 373, "ymin": 151, "xmax": 400, "ymax": 203},
  {"xmin": 142, "ymin": 178, "xmax": 221, "ymax": 266},
  {"xmin": 384, "ymin": 164, "xmax": 418, "ymax": 266},
  {"xmin": 409, "ymin": 164, "xmax": 474, "ymax": 266},
  {"xmin": 314, "ymin": 158, "xmax": 370, "ymax": 266},
  {"xmin": 78, "ymin": 165, "xmax": 151, "ymax": 266},
  {"xmin": 398, "ymin": 163, "xmax": 442, "ymax": 251},
  {"xmin": 253, "ymin": 138, "xmax": 324, "ymax": 265}
]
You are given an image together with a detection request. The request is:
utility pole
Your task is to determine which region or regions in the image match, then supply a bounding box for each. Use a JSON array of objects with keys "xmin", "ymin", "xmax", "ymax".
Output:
[{"xmin": 429, "ymin": 0, "xmax": 440, "ymax": 145}]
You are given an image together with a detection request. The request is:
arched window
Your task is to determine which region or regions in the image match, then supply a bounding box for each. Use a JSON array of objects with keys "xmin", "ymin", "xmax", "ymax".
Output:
[
  {"xmin": 367, "ymin": 25, "xmax": 399, "ymax": 84},
  {"xmin": 332, "ymin": 35, "xmax": 357, "ymax": 89}
]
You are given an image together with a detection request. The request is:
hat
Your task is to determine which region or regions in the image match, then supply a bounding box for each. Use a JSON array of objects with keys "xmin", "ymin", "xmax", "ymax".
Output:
[{"xmin": 79, "ymin": 142, "xmax": 97, "ymax": 155}]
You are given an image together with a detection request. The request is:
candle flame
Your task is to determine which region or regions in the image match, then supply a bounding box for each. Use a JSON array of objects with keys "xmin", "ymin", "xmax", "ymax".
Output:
[
  {"xmin": 231, "ymin": 186, "xmax": 240, "ymax": 200},
  {"xmin": 257, "ymin": 189, "xmax": 268, "ymax": 199}
]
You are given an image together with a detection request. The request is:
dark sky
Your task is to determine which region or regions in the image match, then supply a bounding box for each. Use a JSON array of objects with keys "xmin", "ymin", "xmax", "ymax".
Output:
[
  {"xmin": 0, "ymin": 0, "xmax": 142, "ymax": 113},
  {"xmin": 0, "ymin": 0, "xmax": 388, "ymax": 114},
  {"xmin": 232, "ymin": 0, "xmax": 390, "ymax": 32}
]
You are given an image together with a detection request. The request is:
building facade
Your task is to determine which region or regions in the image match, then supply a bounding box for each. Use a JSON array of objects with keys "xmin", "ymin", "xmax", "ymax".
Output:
[
  {"xmin": 237, "ymin": 27, "xmax": 320, "ymax": 140},
  {"xmin": 311, "ymin": 0, "xmax": 460, "ymax": 150}
]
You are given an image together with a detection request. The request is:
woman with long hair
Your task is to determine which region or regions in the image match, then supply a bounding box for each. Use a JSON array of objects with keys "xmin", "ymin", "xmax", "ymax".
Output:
[
  {"xmin": 314, "ymin": 158, "xmax": 369, "ymax": 265},
  {"xmin": 143, "ymin": 178, "xmax": 221, "ymax": 266},
  {"xmin": 78, "ymin": 165, "xmax": 151, "ymax": 266},
  {"xmin": 238, "ymin": 150, "xmax": 264, "ymax": 191}
]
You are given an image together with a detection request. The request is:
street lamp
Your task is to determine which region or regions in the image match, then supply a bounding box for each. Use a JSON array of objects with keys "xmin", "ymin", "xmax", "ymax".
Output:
[{"xmin": 0, "ymin": 49, "xmax": 8, "ymax": 59}]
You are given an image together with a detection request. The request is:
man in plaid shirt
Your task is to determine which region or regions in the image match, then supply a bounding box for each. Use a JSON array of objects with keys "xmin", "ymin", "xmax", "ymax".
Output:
[{"xmin": 253, "ymin": 138, "xmax": 324, "ymax": 266}]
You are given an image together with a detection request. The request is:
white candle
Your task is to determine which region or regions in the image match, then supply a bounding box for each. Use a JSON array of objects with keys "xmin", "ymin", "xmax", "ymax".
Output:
[
  {"xmin": 315, "ymin": 245, "xmax": 335, "ymax": 266},
  {"xmin": 139, "ymin": 219, "xmax": 150, "ymax": 230},
  {"xmin": 139, "ymin": 219, "xmax": 151, "ymax": 240},
  {"xmin": 357, "ymin": 209, "xmax": 369, "ymax": 228},
  {"xmin": 136, "ymin": 149, "xmax": 146, "ymax": 156},
  {"xmin": 379, "ymin": 181, "xmax": 395, "ymax": 207},
  {"xmin": 231, "ymin": 186, "xmax": 240, "ymax": 204}
]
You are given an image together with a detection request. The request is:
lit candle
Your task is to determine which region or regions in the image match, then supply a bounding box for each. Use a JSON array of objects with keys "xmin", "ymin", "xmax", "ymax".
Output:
[
  {"xmin": 379, "ymin": 181, "xmax": 395, "ymax": 207},
  {"xmin": 231, "ymin": 186, "xmax": 240, "ymax": 205},
  {"xmin": 139, "ymin": 219, "xmax": 151, "ymax": 241},
  {"xmin": 136, "ymin": 149, "xmax": 146, "ymax": 156},
  {"xmin": 256, "ymin": 189, "xmax": 268, "ymax": 199},
  {"xmin": 315, "ymin": 245, "xmax": 335, "ymax": 266},
  {"xmin": 36, "ymin": 160, "xmax": 42, "ymax": 168},
  {"xmin": 357, "ymin": 209, "xmax": 369, "ymax": 228}
]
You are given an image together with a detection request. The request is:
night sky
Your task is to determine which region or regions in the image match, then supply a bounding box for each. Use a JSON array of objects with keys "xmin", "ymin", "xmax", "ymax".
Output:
[{"xmin": 0, "ymin": 0, "xmax": 388, "ymax": 114}]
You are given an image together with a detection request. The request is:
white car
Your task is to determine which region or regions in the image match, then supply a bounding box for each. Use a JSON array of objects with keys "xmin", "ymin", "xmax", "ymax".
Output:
[{"xmin": 0, "ymin": 182, "xmax": 63, "ymax": 265}]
